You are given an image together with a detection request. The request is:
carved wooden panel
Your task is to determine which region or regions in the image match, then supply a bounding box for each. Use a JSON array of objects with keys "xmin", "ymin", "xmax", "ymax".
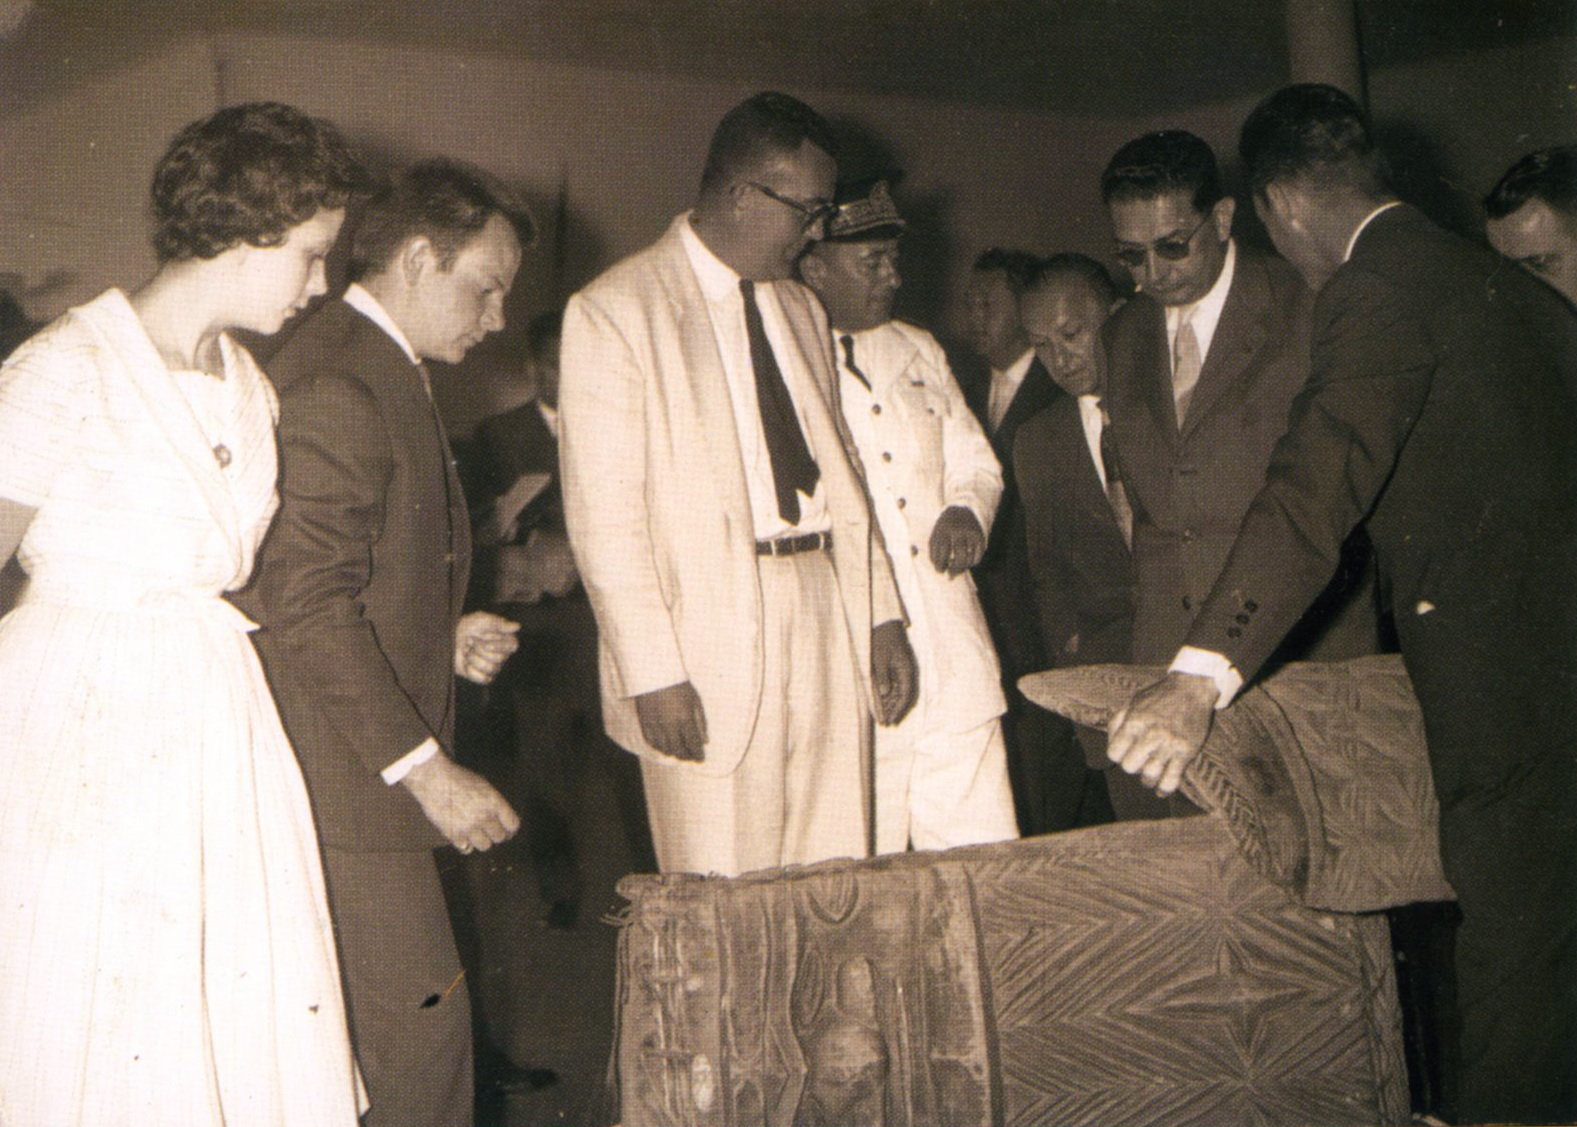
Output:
[
  {"xmin": 615, "ymin": 818, "xmax": 1409, "ymax": 1127},
  {"xmin": 1021, "ymin": 655, "xmax": 1455, "ymax": 911}
]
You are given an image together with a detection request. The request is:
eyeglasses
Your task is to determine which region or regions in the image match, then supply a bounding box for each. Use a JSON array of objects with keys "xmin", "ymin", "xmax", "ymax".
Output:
[
  {"xmin": 1113, "ymin": 212, "xmax": 1212, "ymax": 268},
  {"xmin": 747, "ymin": 181, "xmax": 838, "ymax": 231}
]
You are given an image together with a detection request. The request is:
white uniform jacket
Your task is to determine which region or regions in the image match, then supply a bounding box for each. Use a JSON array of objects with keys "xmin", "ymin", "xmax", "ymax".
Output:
[
  {"xmin": 839, "ymin": 319, "xmax": 1007, "ymax": 731},
  {"xmin": 560, "ymin": 215, "xmax": 907, "ymax": 776}
]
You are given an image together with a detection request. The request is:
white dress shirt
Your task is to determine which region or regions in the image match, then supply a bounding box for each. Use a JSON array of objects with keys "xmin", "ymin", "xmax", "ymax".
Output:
[
  {"xmin": 986, "ymin": 348, "xmax": 1035, "ymax": 433},
  {"xmin": 679, "ymin": 216, "xmax": 830, "ymax": 539},
  {"xmin": 1164, "ymin": 238, "xmax": 1237, "ymax": 379}
]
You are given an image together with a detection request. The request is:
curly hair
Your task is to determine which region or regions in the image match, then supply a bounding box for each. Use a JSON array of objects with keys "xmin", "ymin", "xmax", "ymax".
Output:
[{"xmin": 150, "ymin": 102, "xmax": 372, "ymax": 264}]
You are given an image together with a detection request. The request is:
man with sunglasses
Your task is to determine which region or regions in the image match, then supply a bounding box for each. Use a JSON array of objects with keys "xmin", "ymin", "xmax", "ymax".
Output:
[
  {"xmin": 559, "ymin": 91, "xmax": 917, "ymax": 876},
  {"xmin": 1099, "ymin": 132, "xmax": 1380, "ymax": 820}
]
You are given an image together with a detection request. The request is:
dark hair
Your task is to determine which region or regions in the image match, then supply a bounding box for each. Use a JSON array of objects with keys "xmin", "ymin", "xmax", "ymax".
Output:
[
  {"xmin": 1101, "ymin": 130, "xmax": 1223, "ymax": 213},
  {"xmin": 525, "ymin": 309, "xmax": 562, "ymax": 360},
  {"xmin": 1239, "ymin": 84, "xmax": 1388, "ymax": 200},
  {"xmin": 347, "ymin": 158, "xmax": 536, "ymax": 281},
  {"xmin": 150, "ymin": 102, "xmax": 370, "ymax": 264},
  {"xmin": 1027, "ymin": 252, "xmax": 1126, "ymax": 307},
  {"xmin": 1485, "ymin": 145, "xmax": 1577, "ymax": 220},
  {"xmin": 971, "ymin": 247, "xmax": 1041, "ymax": 296},
  {"xmin": 700, "ymin": 91, "xmax": 839, "ymax": 194}
]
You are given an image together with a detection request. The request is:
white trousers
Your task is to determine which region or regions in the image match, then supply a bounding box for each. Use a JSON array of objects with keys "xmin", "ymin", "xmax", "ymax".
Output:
[
  {"xmin": 874, "ymin": 713, "xmax": 1019, "ymax": 855},
  {"xmin": 640, "ymin": 550, "xmax": 868, "ymax": 876}
]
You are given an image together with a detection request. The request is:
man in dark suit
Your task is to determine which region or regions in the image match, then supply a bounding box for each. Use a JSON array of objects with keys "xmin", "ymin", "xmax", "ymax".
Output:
[
  {"xmin": 962, "ymin": 247, "xmax": 1076, "ymax": 834},
  {"xmin": 1485, "ymin": 143, "xmax": 1577, "ymax": 309},
  {"xmin": 1108, "ymin": 85, "xmax": 1577, "ymax": 1125},
  {"xmin": 470, "ymin": 311, "xmax": 654, "ymax": 925},
  {"xmin": 241, "ymin": 160, "xmax": 534, "ymax": 1127},
  {"xmin": 1014, "ymin": 254, "xmax": 1130, "ymax": 822},
  {"xmin": 1099, "ymin": 131, "xmax": 1381, "ymax": 821}
]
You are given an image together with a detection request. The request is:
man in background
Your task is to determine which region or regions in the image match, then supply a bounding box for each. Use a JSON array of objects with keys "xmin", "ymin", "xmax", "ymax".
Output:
[
  {"xmin": 800, "ymin": 178, "xmax": 1017, "ymax": 854},
  {"xmin": 1013, "ymin": 253, "xmax": 1130, "ymax": 821},
  {"xmin": 1485, "ymin": 143, "xmax": 1577, "ymax": 308},
  {"xmin": 560, "ymin": 91, "xmax": 916, "ymax": 877},
  {"xmin": 962, "ymin": 247, "xmax": 1076, "ymax": 835}
]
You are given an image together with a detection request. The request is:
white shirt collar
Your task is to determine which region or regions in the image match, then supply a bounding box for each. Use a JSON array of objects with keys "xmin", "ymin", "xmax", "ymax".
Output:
[
  {"xmin": 343, "ymin": 282, "xmax": 422, "ymax": 366},
  {"xmin": 1167, "ymin": 237, "xmax": 1236, "ymax": 335},
  {"xmin": 679, "ymin": 212, "xmax": 749, "ymax": 303},
  {"xmin": 1344, "ymin": 201, "xmax": 1404, "ymax": 262},
  {"xmin": 993, "ymin": 348, "xmax": 1035, "ymax": 385}
]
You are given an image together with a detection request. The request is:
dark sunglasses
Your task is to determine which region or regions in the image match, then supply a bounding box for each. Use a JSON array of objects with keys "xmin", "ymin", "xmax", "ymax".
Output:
[
  {"xmin": 1113, "ymin": 212, "xmax": 1212, "ymax": 268},
  {"xmin": 747, "ymin": 181, "xmax": 837, "ymax": 231}
]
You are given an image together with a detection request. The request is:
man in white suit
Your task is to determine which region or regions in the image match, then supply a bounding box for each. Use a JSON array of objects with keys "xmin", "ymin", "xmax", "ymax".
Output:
[
  {"xmin": 800, "ymin": 179, "xmax": 1018, "ymax": 854},
  {"xmin": 560, "ymin": 92, "xmax": 918, "ymax": 876}
]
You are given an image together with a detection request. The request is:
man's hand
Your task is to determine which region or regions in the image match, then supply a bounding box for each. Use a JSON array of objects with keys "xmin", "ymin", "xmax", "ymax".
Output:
[
  {"xmin": 928, "ymin": 505, "xmax": 986, "ymax": 575},
  {"xmin": 402, "ymin": 754, "xmax": 520, "ymax": 853},
  {"xmin": 871, "ymin": 618, "xmax": 919, "ymax": 726},
  {"xmin": 635, "ymin": 681, "xmax": 708, "ymax": 762},
  {"xmin": 1106, "ymin": 671, "xmax": 1220, "ymax": 797},
  {"xmin": 455, "ymin": 610, "xmax": 520, "ymax": 684}
]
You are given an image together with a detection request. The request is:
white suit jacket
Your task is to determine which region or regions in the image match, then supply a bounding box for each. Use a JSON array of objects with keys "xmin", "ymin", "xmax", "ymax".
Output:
[
  {"xmin": 560, "ymin": 214, "xmax": 906, "ymax": 776},
  {"xmin": 839, "ymin": 320, "xmax": 1007, "ymax": 732}
]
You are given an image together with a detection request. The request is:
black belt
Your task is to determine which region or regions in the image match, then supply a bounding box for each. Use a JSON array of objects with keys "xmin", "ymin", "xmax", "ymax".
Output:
[{"xmin": 756, "ymin": 530, "xmax": 832, "ymax": 556}]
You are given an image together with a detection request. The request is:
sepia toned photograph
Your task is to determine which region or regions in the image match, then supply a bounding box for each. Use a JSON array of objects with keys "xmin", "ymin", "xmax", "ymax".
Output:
[{"xmin": 0, "ymin": 3, "xmax": 1573, "ymax": 1124}]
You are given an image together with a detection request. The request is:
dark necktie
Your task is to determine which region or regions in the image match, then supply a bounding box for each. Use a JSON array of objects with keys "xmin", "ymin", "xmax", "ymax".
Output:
[
  {"xmin": 741, "ymin": 279, "xmax": 819, "ymax": 523},
  {"xmin": 840, "ymin": 333, "xmax": 871, "ymax": 390},
  {"xmin": 1096, "ymin": 398, "xmax": 1134, "ymax": 550}
]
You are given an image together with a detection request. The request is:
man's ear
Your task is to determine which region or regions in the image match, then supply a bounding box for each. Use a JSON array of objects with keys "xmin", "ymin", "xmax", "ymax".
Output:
[
  {"xmin": 1210, "ymin": 195, "xmax": 1237, "ymax": 242},
  {"xmin": 399, "ymin": 235, "xmax": 435, "ymax": 286},
  {"xmin": 799, "ymin": 249, "xmax": 827, "ymax": 288},
  {"xmin": 1262, "ymin": 181, "xmax": 1302, "ymax": 233}
]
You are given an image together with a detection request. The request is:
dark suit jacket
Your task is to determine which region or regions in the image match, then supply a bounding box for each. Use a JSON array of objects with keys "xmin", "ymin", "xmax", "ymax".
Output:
[
  {"xmin": 1104, "ymin": 247, "xmax": 1379, "ymax": 664},
  {"xmin": 240, "ymin": 298, "xmax": 471, "ymax": 852},
  {"xmin": 473, "ymin": 399, "xmax": 562, "ymax": 537},
  {"xmin": 1014, "ymin": 396, "xmax": 1134, "ymax": 669},
  {"xmin": 965, "ymin": 354, "xmax": 1064, "ymax": 678},
  {"xmin": 1187, "ymin": 205, "xmax": 1577, "ymax": 803}
]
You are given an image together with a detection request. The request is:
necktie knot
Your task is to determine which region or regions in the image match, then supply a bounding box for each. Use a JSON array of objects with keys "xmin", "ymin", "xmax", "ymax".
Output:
[{"xmin": 741, "ymin": 277, "xmax": 819, "ymax": 524}]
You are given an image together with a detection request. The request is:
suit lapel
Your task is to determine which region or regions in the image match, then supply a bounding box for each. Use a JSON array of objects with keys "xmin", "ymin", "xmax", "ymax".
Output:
[
  {"xmin": 653, "ymin": 225, "xmax": 755, "ymax": 533},
  {"xmin": 1180, "ymin": 254, "xmax": 1268, "ymax": 441}
]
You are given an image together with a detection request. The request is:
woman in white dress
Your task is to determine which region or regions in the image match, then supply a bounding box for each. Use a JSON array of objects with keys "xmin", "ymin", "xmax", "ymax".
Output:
[{"xmin": 0, "ymin": 103, "xmax": 372, "ymax": 1125}]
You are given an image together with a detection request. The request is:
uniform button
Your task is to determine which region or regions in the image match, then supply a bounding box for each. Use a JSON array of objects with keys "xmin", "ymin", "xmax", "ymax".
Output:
[
  {"xmin": 910, "ymin": 544, "xmax": 919, "ymax": 556},
  {"xmin": 1235, "ymin": 612, "xmax": 1251, "ymax": 624},
  {"xmin": 1243, "ymin": 600, "xmax": 1259, "ymax": 612},
  {"xmin": 872, "ymin": 403, "xmax": 882, "ymax": 415},
  {"xmin": 1181, "ymin": 595, "xmax": 1192, "ymax": 611},
  {"xmin": 1227, "ymin": 626, "xmax": 1242, "ymax": 639},
  {"xmin": 881, "ymin": 451, "xmax": 892, "ymax": 462},
  {"xmin": 897, "ymin": 497, "xmax": 907, "ymax": 509}
]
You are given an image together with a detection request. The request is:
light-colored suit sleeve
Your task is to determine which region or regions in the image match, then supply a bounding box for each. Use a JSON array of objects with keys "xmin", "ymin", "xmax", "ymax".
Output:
[
  {"xmin": 929, "ymin": 334, "xmax": 1003, "ymax": 538},
  {"xmin": 559, "ymin": 290, "xmax": 687, "ymax": 699}
]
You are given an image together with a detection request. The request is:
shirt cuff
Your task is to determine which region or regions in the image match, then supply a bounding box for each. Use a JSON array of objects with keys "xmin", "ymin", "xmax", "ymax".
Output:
[
  {"xmin": 1169, "ymin": 646, "xmax": 1244, "ymax": 709},
  {"xmin": 381, "ymin": 737, "xmax": 440, "ymax": 785}
]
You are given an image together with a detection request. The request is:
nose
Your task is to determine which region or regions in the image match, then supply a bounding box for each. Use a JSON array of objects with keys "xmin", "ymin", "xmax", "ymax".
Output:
[
  {"xmin": 305, "ymin": 258, "xmax": 328, "ymax": 300},
  {"xmin": 1140, "ymin": 249, "xmax": 1174, "ymax": 290},
  {"xmin": 481, "ymin": 294, "xmax": 506, "ymax": 333}
]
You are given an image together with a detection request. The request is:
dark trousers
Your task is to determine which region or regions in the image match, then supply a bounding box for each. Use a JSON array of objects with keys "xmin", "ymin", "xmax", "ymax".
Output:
[
  {"xmin": 1397, "ymin": 535, "xmax": 1577, "ymax": 1125},
  {"xmin": 324, "ymin": 847, "xmax": 472, "ymax": 1127}
]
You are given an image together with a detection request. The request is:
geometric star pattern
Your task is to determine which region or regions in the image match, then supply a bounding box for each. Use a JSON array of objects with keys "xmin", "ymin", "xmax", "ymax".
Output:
[{"xmin": 615, "ymin": 816, "xmax": 1409, "ymax": 1126}]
